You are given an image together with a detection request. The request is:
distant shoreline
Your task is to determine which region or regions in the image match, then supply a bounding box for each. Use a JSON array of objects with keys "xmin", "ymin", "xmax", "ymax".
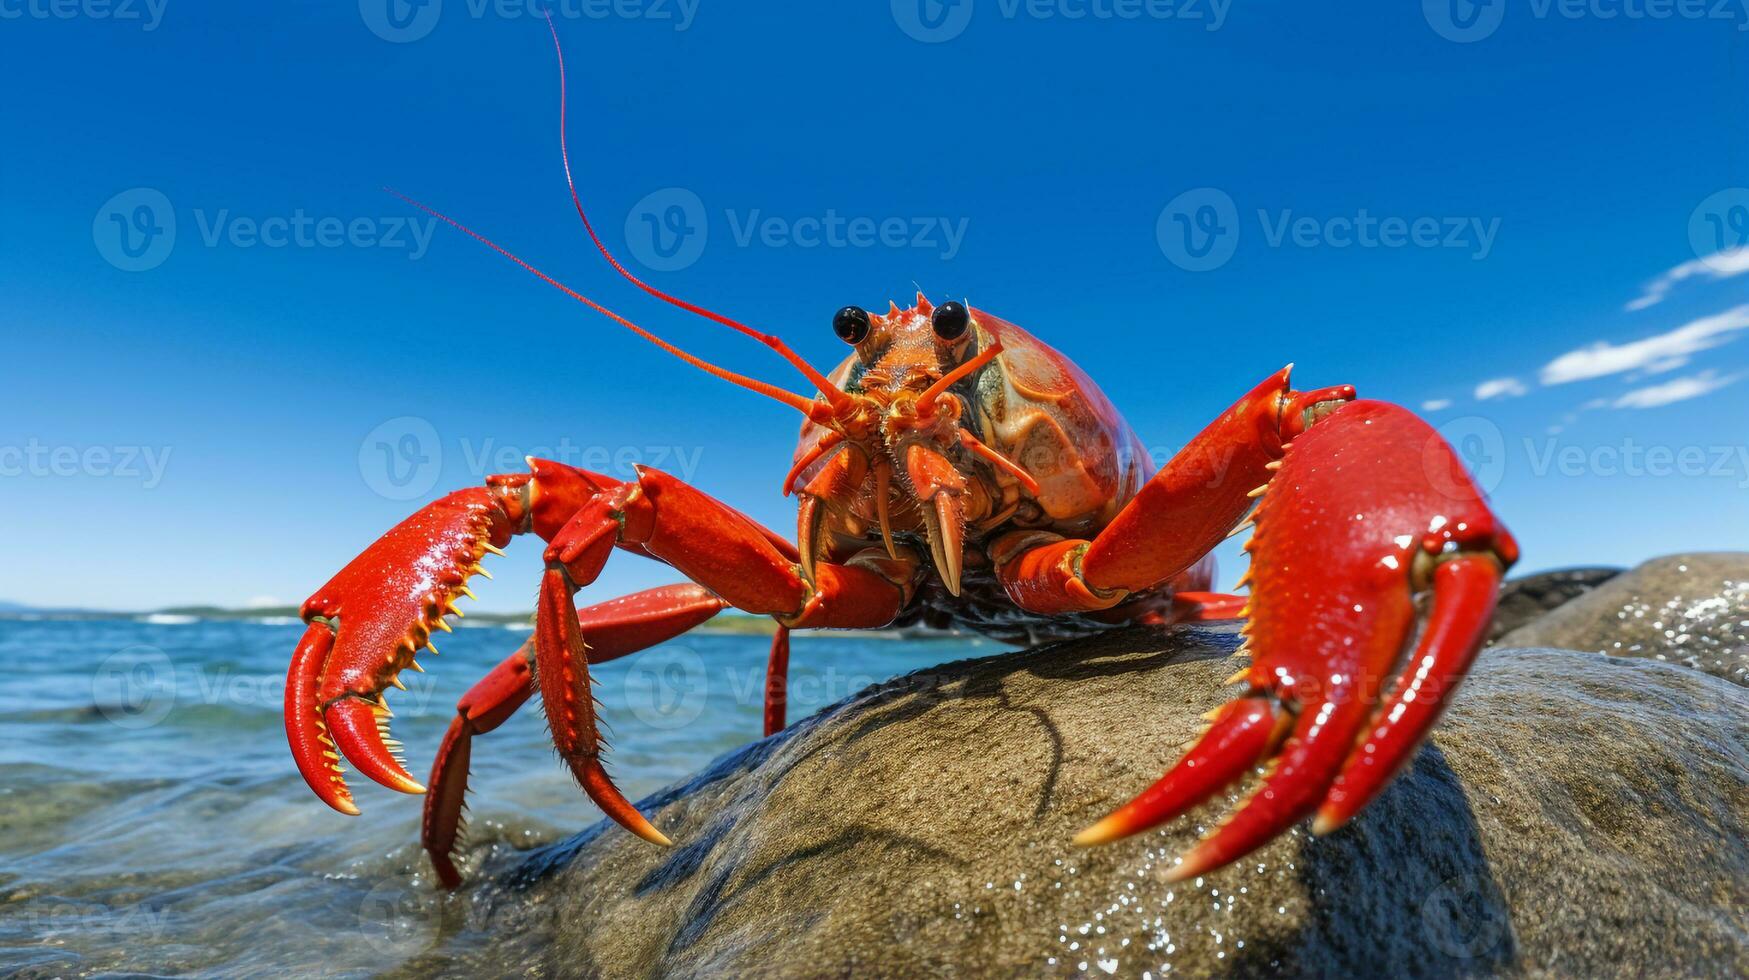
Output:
[{"xmin": 0, "ymin": 605, "xmax": 962, "ymax": 640}]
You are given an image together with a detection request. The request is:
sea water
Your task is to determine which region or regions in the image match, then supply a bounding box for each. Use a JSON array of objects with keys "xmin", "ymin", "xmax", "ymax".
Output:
[{"xmin": 0, "ymin": 617, "xmax": 993, "ymax": 976}]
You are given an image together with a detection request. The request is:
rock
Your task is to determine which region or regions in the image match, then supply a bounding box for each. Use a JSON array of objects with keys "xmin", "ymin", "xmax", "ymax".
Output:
[
  {"xmin": 1485, "ymin": 566, "xmax": 1621, "ymax": 642},
  {"xmin": 1498, "ymin": 553, "xmax": 1749, "ymax": 686},
  {"xmin": 445, "ymin": 626, "xmax": 1749, "ymax": 978}
]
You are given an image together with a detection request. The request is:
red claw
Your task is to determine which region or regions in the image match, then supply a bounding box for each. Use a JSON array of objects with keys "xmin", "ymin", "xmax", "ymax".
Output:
[
  {"xmin": 1078, "ymin": 400, "xmax": 1514, "ymax": 879},
  {"xmin": 284, "ymin": 485, "xmax": 521, "ymax": 814}
]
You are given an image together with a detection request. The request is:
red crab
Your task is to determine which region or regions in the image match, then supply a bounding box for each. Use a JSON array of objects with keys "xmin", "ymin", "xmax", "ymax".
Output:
[{"xmin": 284, "ymin": 20, "xmax": 1517, "ymax": 890}]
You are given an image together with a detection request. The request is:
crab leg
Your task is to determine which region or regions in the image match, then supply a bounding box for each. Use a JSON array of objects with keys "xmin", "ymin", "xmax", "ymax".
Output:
[
  {"xmin": 1081, "ymin": 367, "xmax": 1353, "ymax": 598},
  {"xmin": 287, "ymin": 458, "xmax": 909, "ymax": 848},
  {"xmin": 990, "ymin": 367, "xmax": 1354, "ymax": 615},
  {"xmin": 422, "ymin": 583, "xmax": 727, "ymax": 888},
  {"xmin": 764, "ymin": 625, "xmax": 791, "ymax": 737}
]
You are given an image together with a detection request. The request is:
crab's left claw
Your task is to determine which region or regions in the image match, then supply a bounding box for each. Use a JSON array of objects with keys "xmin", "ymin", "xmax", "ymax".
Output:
[
  {"xmin": 1076, "ymin": 399, "xmax": 1517, "ymax": 879},
  {"xmin": 285, "ymin": 486, "xmax": 520, "ymax": 815}
]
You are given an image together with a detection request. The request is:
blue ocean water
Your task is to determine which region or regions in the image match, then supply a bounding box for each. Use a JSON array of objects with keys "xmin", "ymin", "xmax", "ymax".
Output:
[{"xmin": 0, "ymin": 618, "xmax": 995, "ymax": 976}]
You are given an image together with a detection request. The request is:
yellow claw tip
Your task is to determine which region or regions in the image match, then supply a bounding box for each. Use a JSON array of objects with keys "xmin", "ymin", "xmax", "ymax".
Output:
[
  {"xmin": 1071, "ymin": 816, "xmax": 1124, "ymax": 848},
  {"xmin": 1311, "ymin": 810, "xmax": 1345, "ymax": 837},
  {"xmin": 1162, "ymin": 861, "xmax": 1198, "ymax": 885},
  {"xmin": 630, "ymin": 823, "xmax": 675, "ymax": 847}
]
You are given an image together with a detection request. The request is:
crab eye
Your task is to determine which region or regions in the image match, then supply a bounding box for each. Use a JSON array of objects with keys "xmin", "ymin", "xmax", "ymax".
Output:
[
  {"xmin": 932, "ymin": 301, "xmax": 970, "ymax": 341},
  {"xmin": 833, "ymin": 305, "xmax": 871, "ymax": 344}
]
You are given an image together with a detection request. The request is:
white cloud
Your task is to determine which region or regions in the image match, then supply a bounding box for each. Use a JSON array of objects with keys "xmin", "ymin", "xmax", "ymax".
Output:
[
  {"xmin": 1609, "ymin": 370, "xmax": 1742, "ymax": 409},
  {"xmin": 1421, "ymin": 398, "xmax": 1453, "ymax": 412},
  {"xmin": 1539, "ymin": 304, "xmax": 1749, "ymax": 385},
  {"xmin": 1626, "ymin": 246, "xmax": 1749, "ymax": 311},
  {"xmin": 1474, "ymin": 377, "xmax": 1528, "ymax": 400},
  {"xmin": 245, "ymin": 595, "xmax": 286, "ymax": 609}
]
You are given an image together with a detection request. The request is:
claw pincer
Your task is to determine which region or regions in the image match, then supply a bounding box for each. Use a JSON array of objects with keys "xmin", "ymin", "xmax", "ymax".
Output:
[
  {"xmin": 1078, "ymin": 399, "xmax": 1516, "ymax": 879},
  {"xmin": 285, "ymin": 483, "xmax": 523, "ymax": 815}
]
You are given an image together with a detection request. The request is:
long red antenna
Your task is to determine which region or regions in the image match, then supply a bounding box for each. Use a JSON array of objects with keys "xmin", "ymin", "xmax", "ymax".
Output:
[
  {"xmin": 541, "ymin": 13, "xmax": 855, "ymax": 416},
  {"xmin": 387, "ymin": 188, "xmax": 821, "ymax": 418}
]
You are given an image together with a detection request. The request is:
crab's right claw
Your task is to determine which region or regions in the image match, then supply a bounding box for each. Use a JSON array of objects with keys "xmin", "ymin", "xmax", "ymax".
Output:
[
  {"xmin": 1076, "ymin": 401, "xmax": 1517, "ymax": 878},
  {"xmin": 284, "ymin": 484, "xmax": 522, "ymax": 814}
]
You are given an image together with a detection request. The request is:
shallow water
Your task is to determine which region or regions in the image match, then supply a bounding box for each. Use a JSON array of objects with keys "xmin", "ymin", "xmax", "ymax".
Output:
[{"xmin": 0, "ymin": 618, "xmax": 995, "ymax": 977}]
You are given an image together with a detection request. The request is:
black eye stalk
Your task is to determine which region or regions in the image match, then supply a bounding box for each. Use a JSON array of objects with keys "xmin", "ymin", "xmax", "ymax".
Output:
[
  {"xmin": 833, "ymin": 305, "xmax": 871, "ymax": 344},
  {"xmin": 932, "ymin": 301, "xmax": 970, "ymax": 341}
]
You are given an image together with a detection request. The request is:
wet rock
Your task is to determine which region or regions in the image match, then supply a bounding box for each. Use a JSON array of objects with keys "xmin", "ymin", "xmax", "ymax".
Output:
[
  {"xmin": 1485, "ymin": 566, "xmax": 1621, "ymax": 641},
  {"xmin": 1498, "ymin": 553, "xmax": 1749, "ymax": 686},
  {"xmin": 447, "ymin": 627, "xmax": 1749, "ymax": 978}
]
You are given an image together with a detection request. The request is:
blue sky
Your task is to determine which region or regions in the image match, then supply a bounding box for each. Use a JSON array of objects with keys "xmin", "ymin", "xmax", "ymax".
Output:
[{"xmin": 1, "ymin": 1, "xmax": 1746, "ymax": 612}]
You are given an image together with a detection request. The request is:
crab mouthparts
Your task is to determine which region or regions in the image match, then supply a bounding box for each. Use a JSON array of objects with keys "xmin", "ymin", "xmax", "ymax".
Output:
[
  {"xmin": 922, "ymin": 492, "xmax": 965, "ymax": 596},
  {"xmin": 905, "ymin": 443, "xmax": 968, "ymax": 597}
]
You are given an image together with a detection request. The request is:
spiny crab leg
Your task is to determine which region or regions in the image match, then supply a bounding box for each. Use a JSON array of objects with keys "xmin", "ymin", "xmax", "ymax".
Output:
[
  {"xmin": 1075, "ymin": 400, "xmax": 1517, "ymax": 880},
  {"xmin": 288, "ymin": 455, "xmax": 909, "ymax": 862},
  {"xmin": 421, "ymin": 584, "xmax": 729, "ymax": 888}
]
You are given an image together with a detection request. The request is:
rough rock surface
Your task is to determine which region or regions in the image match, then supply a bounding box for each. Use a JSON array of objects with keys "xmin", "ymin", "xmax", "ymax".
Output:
[
  {"xmin": 1483, "ymin": 566, "xmax": 1621, "ymax": 641},
  {"xmin": 1499, "ymin": 553, "xmax": 1749, "ymax": 686},
  {"xmin": 441, "ymin": 623, "xmax": 1749, "ymax": 978}
]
